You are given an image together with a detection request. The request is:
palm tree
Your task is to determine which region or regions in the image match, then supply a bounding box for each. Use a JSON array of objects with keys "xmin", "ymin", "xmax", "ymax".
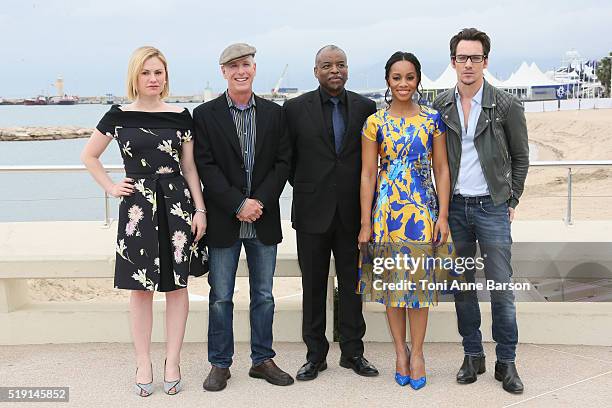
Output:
[{"xmin": 595, "ymin": 53, "xmax": 612, "ymax": 97}]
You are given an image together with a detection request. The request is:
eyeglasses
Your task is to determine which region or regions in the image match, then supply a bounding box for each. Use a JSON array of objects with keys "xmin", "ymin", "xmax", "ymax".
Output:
[{"xmin": 453, "ymin": 55, "xmax": 487, "ymax": 63}]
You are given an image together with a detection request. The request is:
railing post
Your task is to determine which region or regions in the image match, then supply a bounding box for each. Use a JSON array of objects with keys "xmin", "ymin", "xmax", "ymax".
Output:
[
  {"xmin": 103, "ymin": 192, "xmax": 110, "ymax": 227},
  {"xmin": 566, "ymin": 167, "xmax": 573, "ymax": 225}
]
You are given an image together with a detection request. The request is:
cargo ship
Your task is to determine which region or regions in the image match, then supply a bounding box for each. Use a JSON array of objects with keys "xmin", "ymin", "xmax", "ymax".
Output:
[
  {"xmin": 23, "ymin": 96, "xmax": 48, "ymax": 105},
  {"xmin": 50, "ymin": 95, "xmax": 78, "ymax": 105}
]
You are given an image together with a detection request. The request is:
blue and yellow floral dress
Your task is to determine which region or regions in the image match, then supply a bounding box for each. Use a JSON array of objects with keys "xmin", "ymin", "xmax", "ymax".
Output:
[{"xmin": 357, "ymin": 107, "xmax": 461, "ymax": 308}]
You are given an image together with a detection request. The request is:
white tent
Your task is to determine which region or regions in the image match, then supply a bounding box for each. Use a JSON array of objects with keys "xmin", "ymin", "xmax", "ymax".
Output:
[
  {"xmin": 529, "ymin": 62, "xmax": 542, "ymax": 75},
  {"xmin": 420, "ymin": 71, "xmax": 436, "ymax": 89},
  {"xmin": 428, "ymin": 64, "xmax": 506, "ymax": 89},
  {"xmin": 355, "ymin": 71, "xmax": 437, "ymax": 95},
  {"xmin": 484, "ymin": 69, "xmax": 505, "ymax": 87},
  {"xmin": 502, "ymin": 62, "xmax": 529, "ymax": 87},
  {"xmin": 503, "ymin": 62, "xmax": 561, "ymax": 87},
  {"xmin": 529, "ymin": 63, "xmax": 562, "ymax": 86},
  {"xmin": 430, "ymin": 64, "xmax": 457, "ymax": 89}
]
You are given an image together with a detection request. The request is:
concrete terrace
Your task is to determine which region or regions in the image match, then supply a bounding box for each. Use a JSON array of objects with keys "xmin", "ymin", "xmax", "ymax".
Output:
[
  {"xmin": 2, "ymin": 220, "xmax": 612, "ymax": 345},
  {"xmin": 2, "ymin": 342, "xmax": 612, "ymax": 407},
  {"xmin": 2, "ymin": 220, "xmax": 612, "ymax": 407}
]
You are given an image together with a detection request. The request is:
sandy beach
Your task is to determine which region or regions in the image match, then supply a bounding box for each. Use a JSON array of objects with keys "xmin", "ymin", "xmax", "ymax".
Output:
[{"xmin": 20, "ymin": 108, "xmax": 612, "ymax": 301}]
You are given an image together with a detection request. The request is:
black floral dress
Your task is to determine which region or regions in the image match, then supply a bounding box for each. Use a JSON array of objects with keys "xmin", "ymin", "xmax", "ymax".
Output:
[{"xmin": 97, "ymin": 105, "xmax": 208, "ymax": 292}]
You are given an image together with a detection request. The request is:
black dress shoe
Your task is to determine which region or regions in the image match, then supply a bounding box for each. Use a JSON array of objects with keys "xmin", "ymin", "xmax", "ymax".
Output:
[
  {"xmin": 339, "ymin": 355, "xmax": 379, "ymax": 377},
  {"xmin": 456, "ymin": 355, "xmax": 486, "ymax": 384},
  {"xmin": 296, "ymin": 360, "xmax": 328, "ymax": 381},
  {"xmin": 249, "ymin": 359, "xmax": 294, "ymax": 386},
  {"xmin": 203, "ymin": 366, "xmax": 231, "ymax": 392},
  {"xmin": 495, "ymin": 361, "xmax": 524, "ymax": 394}
]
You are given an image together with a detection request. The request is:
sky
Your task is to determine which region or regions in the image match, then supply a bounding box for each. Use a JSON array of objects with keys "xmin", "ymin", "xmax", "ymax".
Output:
[{"xmin": 1, "ymin": 0, "xmax": 611, "ymax": 98}]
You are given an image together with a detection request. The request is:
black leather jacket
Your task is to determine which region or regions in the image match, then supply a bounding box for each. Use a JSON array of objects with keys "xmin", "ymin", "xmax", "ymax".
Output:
[{"xmin": 433, "ymin": 80, "xmax": 529, "ymax": 208}]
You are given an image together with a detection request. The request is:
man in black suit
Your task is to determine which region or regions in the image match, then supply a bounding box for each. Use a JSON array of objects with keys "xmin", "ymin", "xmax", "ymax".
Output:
[
  {"xmin": 283, "ymin": 45, "xmax": 379, "ymax": 381},
  {"xmin": 193, "ymin": 43, "xmax": 293, "ymax": 391}
]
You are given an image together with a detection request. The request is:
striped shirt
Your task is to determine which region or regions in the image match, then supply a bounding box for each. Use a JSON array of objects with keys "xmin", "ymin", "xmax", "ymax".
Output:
[{"xmin": 226, "ymin": 91, "xmax": 257, "ymax": 239}]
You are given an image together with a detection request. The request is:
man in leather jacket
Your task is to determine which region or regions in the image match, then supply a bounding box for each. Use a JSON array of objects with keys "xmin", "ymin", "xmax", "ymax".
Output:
[{"xmin": 432, "ymin": 28, "xmax": 529, "ymax": 394}]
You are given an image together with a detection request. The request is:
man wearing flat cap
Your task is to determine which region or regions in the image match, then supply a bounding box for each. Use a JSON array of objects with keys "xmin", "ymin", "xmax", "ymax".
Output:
[{"xmin": 193, "ymin": 43, "xmax": 293, "ymax": 391}]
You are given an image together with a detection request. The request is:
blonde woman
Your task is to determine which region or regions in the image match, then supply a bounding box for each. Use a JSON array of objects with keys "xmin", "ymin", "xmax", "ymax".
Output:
[{"xmin": 81, "ymin": 46, "xmax": 208, "ymax": 396}]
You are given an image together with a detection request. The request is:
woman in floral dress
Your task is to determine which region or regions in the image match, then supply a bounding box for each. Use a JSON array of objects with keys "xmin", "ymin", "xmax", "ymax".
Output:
[
  {"xmin": 81, "ymin": 46, "xmax": 207, "ymax": 396},
  {"xmin": 358, "ymin": 52, "xmax": 460, "ymax": 390}
]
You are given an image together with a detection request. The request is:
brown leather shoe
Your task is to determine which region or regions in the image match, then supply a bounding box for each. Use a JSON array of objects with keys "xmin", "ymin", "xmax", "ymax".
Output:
[
  {"xmin": 249, "ymin": 359, "xmax": 294, "ymax": 386},
  {"xmin": 203, "ymin": 366, "xmax": 231, "ymax": 392}
]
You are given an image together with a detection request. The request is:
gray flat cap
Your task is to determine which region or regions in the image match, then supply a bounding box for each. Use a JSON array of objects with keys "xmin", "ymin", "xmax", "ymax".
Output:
[{"xmin": 219, "ymin": 43, "xmax": 257, "ymax": 65}]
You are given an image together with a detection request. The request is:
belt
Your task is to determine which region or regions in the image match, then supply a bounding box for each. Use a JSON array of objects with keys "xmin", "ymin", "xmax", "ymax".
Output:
[
  {"xmin": 126, "ymin": 171, "xmax": 180, "ymax": 180},
  {"xmin": 453, "ymin": 194, "xmax": 491, "ymax": 204}
]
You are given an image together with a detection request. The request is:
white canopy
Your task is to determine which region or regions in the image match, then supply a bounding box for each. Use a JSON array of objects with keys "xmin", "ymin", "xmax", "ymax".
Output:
[
  {"xmin": 430, "ymin": 64, "xmax": 457, "ymax": 89},
  {"xmin": 484, "ymin": 69, "xmax": 504, "ymax": 87},
  {"xmin": 503, "ymin": 62, "xmax": 561, "ymax": 88},
  {"xmin": 428, "ymin": 64, "xmax": 505, "ymax": 90},
  {"xmin": 420, "ymin": 71, "xmax": 436, "ymax": 89},
  {"xmin": 374, "ymin": 61, "xmax": 567, "ymax": 92}
]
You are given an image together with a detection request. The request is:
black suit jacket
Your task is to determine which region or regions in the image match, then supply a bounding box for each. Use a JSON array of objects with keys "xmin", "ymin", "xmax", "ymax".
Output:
[
  {"xmin": 283, "ymin": 88, "xmax": 376, "ymax": 234},
  {"xmin": 193, "ymin": 94, "xmax": 291, "ymax": 247}
]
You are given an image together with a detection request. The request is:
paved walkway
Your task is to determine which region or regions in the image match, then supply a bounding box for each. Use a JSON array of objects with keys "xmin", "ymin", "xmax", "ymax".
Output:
[{"xmin": 2, "ymin": 342, "xmax": 611, "ymax": 407}]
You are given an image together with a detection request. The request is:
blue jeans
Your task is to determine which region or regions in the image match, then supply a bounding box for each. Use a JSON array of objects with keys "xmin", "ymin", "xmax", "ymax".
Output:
[
  {"xmin": 449, "ymin": 195, "xmax": 518, "ymax": 363},
  {"xmin": 207, "ymin": 238, "xmax": 277, "ymax": 368}
]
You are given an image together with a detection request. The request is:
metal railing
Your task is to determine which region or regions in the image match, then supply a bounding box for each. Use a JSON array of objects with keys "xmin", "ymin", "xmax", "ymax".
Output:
[
  {"xmin": 0, "ymin": 165, "xmax": 122, "ymax": 226},
  {"xmin": 530, "ymin": 161, "xmax": 612, "ymax": 225},
  {"xmin": 1, "ymin": 160, "xmax": 612, "ymax": 225}
]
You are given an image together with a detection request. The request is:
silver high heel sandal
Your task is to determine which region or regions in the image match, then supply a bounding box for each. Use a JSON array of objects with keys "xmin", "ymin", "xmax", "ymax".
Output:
[
  {"xmin": 134, "ymin": 364, "xmax": 154, "ymax": 397},
  {"xmin": 163, "ymin": 359, "xmax": 183, "ymax": 395}
]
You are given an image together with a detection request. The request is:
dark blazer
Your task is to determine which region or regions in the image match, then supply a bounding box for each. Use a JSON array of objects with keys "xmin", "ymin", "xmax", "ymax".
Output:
[
  {"xmin": 283, "ymin": 89, "xmax": 376, "ymax": 234},
  {"xmin": 193, "ymin": 94, "xmax": 291, "ymax": 247}
]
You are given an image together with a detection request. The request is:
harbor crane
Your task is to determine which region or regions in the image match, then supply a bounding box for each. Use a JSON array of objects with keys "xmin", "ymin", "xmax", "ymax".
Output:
[{"xmin": 271, "ymin": 64, "xmax": 289, "ymax": 96}]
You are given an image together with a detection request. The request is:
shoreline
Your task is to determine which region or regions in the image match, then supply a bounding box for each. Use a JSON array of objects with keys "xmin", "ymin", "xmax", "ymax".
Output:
[
  {"xmin": 0, "ymin": 127, "xmax": 92, "ymax": 141},
  {"xmin": 2, "ymin": 108, "xmax": 611, "ymax": 142}
]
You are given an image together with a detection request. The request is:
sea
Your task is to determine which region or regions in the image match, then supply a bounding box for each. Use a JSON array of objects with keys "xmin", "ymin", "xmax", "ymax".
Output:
[
  {"xmin": 0, "ymin": 103, "xmax": 537, "ymax": 222},
  {"xmin": 0, "ymin": 104, "xmax": 292, "ymax": 222}
]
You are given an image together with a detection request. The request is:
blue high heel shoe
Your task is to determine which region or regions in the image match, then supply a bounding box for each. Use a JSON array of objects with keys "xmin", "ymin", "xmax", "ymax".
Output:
[
  {"xmin": 395, "ymin": 344, "xmax": 411, "ymax": 386},
  {"xmin": 395, "ymin": 372, "xmax": 411, "ymax": 386},
  {"xmin": 409, "ymin": 354, "xmax": 427, "ymax": 390},
  {"xmin": 409, "ymin": 375, "xmax": 427, "ymax": 390}
]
